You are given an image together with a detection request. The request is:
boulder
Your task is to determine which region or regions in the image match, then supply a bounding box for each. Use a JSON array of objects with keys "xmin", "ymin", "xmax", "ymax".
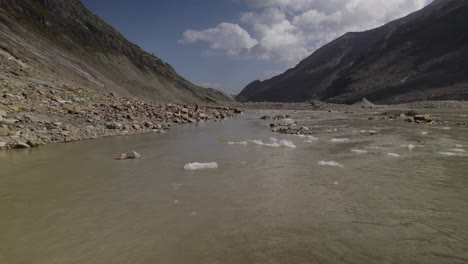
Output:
[
  {"xmin": 118, "ymin": 151, "xmax": 141, "ymax": 160},
  {"xmin": 27, "ymin": 139, "xmax": 41, "ymax": 147},
  {"xmin": 0, "ymin": 109, "xmax": 7, "ymax": 117},
  {"xmin": 105, "ymin": 122, "xmax": 122, "ymax": 129},
  {"xmin": 414, "ymin": 114, "xmax": 432, "ymax": 122},
  {"xmin": 261, "ymin": 116, "xmax": 272, "ymax": 120},
  {"xmin": 0, "ymin": 119, "xmax": 19, "ymax": 125},
  {"xmin": 14, "ymin": 142, "xmax": 30, "ymax": 148},
  {"xmin": 0, "ymin": 142, "xmax": 6, "ymax": 149}
]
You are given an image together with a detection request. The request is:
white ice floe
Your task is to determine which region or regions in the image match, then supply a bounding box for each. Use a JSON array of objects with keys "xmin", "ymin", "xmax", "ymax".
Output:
[
  {"xmin": 184, "ymin": 162, "xmax": 218, "ymax": 170},
  {"xmin": 387, "ymin": 153, "xmax": 400, "ymax": 157},
  {"xmin": 441, "ymin": 127, "xmax": 451, "ymax": 130},
  {"xmin": 421, "ymin": 132, "xmax": 429, "ymax": 135},
  {"xmin": 461, "ymin": 115, "xmax": 467, "ymax": 117},
  {"xmin": 438, "ymin": 152, "xmax": 458, "ymax": 156},
  {"xmin": 325, "ymin": 128, "xmax": 339, "ymax": 132},
  {"xmin": 449, "ymin": 149, "xmax": 465, "ymax": 153},
  {"xmin": 331, "ymin": 138, "xmax": 350, "ymax": 143},
  {"xmin": 351, "ymin": 149, "xmax": 368, "ymax": 154},
  {"xmin": 228, "ymin": 141, "xmax": 248, "ymax": 145},
  {"xmin": 249, "ymin": 139, "xmax": 296, "ymax": 148},
  {"xmin": 455, "ymin": 144, "xmax": 463, "ymax": 148},
  {"xmin": 318, "ymin": 161, "xmax": 344, "ymax": 167},
  {"xmin": 401, "ymin": 144, "xmax": 416, "ymax": 151},
  {"xmin": 296, "ymin": 134, "xmax": 307, "ymax": 138},
  {"xmin": 305, "ymin": 136, "xmax": 318, "ymax": 143},
  {"xmin": 360, "ymin": 130, "xmax": 377, "ymax": 134}
]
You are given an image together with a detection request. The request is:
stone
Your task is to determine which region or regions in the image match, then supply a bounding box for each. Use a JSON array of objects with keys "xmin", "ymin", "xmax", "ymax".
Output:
[
  {"xmin": 51, "ymin": 96, "xmax": 61, "ymax": 102},
  {"xmin": 0, "ymin": 142, "xmax": 6, "ymax": 149},
  {"xmin": 105, "ymin": 122, "xmax": 122, "ymax": 129},
  {"xmin": 406, "ymin": 117, "xmax": 415, "ymax": 123},
  {"xmin": 0, "ymin": 127, "xmax": 9, "ymax": 136},
  {"xmin": 27, "ymin": 139, "xmax": 41, "ymax": 147},
  {"xmin": 261, "ymin": 116, "xmax": 272, "ymax": 120},
  {"xmin": 181, "ymin": 108, "xmax": 189, "ymax": 114},
  {"xmin": 414, "ymin": 114, "xmax": 432, "ymax": 122},
  {"xmin": 14, "ymin": 142, "xmax": 31, "ymax": 148},
  {"xmin": 0, "ymin": 109, "xmax": 7, "ymax": 117},
  {"xmin": 0, "ymin": 119, "xmax": 19, "ymax": 125},
  {"xmin": 234, "ymin": 108, "xmax": 242, "ymax": 114},
  {"xmin": 144, "ymin": 121, "xmax": 153, "ymax": 128},
  {"xmin": 119, "ymin": 151, "xmax": 141, "ymax": 160}
]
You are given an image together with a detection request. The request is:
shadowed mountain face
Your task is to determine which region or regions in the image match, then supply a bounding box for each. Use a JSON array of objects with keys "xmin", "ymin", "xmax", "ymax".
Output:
[
  {"xmin": 0, "ymin": 0, "xmax": 233, "ymax": 103},
  {"xmin": 237, "ymin": 0, "xmax": 468, "ymax": 104}
]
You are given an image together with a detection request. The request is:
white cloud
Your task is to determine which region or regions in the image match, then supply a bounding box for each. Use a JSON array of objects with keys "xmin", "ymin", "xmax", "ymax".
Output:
[
  {"xmin": 180, "ymin": 23, "xmax": 257, "ymax": 57},
  {"xmin": 180, "ymin": 0, "xmax": 432, "ymax": 66}
]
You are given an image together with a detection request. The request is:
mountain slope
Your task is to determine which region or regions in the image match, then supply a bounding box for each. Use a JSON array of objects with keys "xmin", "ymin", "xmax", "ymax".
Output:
[
  {"xmin": 237, "ymin": 0, "xmax": 467, "ymax": 104},
  {"xmin": 0, "ymin": 0, "xmax": 233, "ymax": 103}
]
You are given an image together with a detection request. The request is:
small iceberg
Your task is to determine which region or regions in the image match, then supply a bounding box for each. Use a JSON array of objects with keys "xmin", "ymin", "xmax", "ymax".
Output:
[
  {"xmin": 387, "ymin": 153, "xmax": 400, "ymax": 157},
  {"xmin": 331, "ymin": 138, "xmax": 350, "ymax": 143},
  {"xmin": 401, "ymin": 144, "xmax": 416, "ymax": 151},
  {"xmin": 318, "ymin": 161, "xmax": 344, "ymax": 167},
  {"xmin": 449, "ymin": 149, "xmax": 465, "ymax": 153},
  {"xmin": 351, "ymin": 149, "xmax": 368, "ymax": 154},
  {"xmin": 184, "ymin": 162, "xmax": 218, "ymax": 170},
  {"xmin": 249, "ymin": 139, "xmax": 296, "ymax": 148},
  {"xmin": 438, "ymin": 152, "xmax": 457, "ymax": 156},
  {"xmin": 228, "ymin": 141, "xmax": 248, "ymax": 145}
]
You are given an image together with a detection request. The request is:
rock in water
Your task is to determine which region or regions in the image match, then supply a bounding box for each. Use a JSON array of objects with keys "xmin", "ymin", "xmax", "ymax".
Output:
[
  {"xmin": 118, "ymin": 151, "xmax": 141, "ymax": 160},
  {"xmin": 414, "ymin": 114, "xmax": 432, "ymax": 122}
]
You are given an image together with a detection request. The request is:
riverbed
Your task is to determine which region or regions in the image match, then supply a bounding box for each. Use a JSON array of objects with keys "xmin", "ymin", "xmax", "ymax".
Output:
[{"xmin": 1, "ymin": 110, "xmax": 467, "ymax": 264}]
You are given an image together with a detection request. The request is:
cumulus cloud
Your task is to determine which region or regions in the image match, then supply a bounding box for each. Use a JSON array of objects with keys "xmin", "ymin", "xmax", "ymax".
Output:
[{"xmin": 180, "ymin": 0, "xmax": 432, "ymax": 66}]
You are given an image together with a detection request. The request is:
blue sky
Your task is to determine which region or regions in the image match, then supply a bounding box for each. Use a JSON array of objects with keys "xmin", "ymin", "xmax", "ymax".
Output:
[{"xmin": 81, "ymin": 0, "xmax": 431, "ymax": 95}]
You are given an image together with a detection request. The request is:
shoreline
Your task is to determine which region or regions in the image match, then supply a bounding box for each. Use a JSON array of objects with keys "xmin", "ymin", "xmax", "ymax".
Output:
[{"xmin": 0, "ymin": 79, "xmax": 242, "ymax": 150}]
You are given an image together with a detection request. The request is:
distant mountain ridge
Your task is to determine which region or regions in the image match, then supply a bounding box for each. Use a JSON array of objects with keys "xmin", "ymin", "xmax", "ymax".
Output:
[
  {"xmin": 237, "ymin": 0, "xmax": 468, "ymax": 104},
  {"xmin": 0, "ymin": 0, "xmax": 233, "ymax": 103}
]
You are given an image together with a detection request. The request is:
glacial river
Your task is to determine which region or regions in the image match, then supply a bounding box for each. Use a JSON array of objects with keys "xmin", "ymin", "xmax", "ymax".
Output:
[{"xmin": 0, "ymin": 110, "xmax": 467, "ymax": 264}]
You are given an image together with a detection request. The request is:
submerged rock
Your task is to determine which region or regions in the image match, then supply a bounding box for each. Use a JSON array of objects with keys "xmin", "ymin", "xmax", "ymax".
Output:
[{"xmin": 118, "ymin": 151, "xmax": 141, "ymax": 160}]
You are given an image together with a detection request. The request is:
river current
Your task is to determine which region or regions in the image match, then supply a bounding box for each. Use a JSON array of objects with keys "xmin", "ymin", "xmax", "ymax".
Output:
[{"xmin": 1, "ymin": 110, "xmax": 467, "ymax": 264}]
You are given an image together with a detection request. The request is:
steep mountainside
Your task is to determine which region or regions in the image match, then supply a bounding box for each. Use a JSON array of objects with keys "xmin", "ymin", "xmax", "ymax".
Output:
[
  {"xmin": 0, "ymin": 0, "xmax": 233, "ymax": 103},
  {"xmin": 237, "ymin": 0, "xmax": 468, "ymax": 104}
]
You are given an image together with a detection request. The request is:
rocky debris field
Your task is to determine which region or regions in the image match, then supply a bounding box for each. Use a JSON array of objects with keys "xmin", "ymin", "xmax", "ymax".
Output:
[{"xmin": 0, "ymin": 74, "xmax": 242, "ymax": 150}]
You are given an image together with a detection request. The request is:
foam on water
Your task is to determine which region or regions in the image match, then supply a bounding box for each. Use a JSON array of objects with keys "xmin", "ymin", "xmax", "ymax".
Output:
[
  {"xmin": 351, "ymin": 149, "xmax": 368, "ymax": 154},
  {"xmin": 360, "ymin": 130, "xmax": 377, "ymax": 134},
  {"xmin": 318, "ymin": 161, "xmax": 344, "ymax": 167},
  {"xmin": 331, "ymin": 138, "xmax": 350, "ymax": 143},
  {"xmin": 184, "ymin": 162, "xmax": 218, "ymax": 170},
  {"xmin": 228, "ymin": 141, "xmax": 248, "ymax": 145},
  {"xmin": 387, "ymin": 153, "xmax": 400, "ymax": 157}
]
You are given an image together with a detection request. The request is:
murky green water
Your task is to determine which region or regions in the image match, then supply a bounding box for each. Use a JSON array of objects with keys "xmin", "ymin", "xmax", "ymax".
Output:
[{"xmin": 1, "ymin": 110, "xmax": 467, "ymax": 264}]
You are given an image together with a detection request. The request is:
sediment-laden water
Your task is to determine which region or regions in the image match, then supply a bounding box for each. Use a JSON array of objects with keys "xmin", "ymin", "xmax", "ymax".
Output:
[{"xmin": 1, "ymin": 110, "xmax": 467, "ymax": 264}]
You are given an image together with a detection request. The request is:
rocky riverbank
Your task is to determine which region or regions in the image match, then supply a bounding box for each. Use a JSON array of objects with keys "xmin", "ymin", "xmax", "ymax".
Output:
[{"xmin": 0, "ymin": 77, "xmax": 242, "ymax": 150}]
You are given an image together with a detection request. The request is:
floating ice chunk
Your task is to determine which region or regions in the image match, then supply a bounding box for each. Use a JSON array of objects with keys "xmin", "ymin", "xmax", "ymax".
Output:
[
  {"xmin": 461, "ymin": 115, "xmax": 467, "ymax": 117},
  {"xmin": 331, "ymin": 138, "xmax": 350, "ymax": 143},
  {"xmin": 228, "ymin": 141, "xmax": 248, "ymax": 145},
  {"xmin": 421, "ymin": 132, "xmax": 429, "ymax": 135},
  {"xmin": 360, "ymin": 130, "xmax": 376, "ymax": 134},
  {"xmin": 387, "ymin": 153, "xmax": 400, "ymax": 157},
  {"xmin": 318, "ymin": 161, "xmax": 344, "ymax": 167},
  {"xmin": 455, "ymin": 144, "xmax": 463, "ymax": 148},
  {"xmin": 351, "ymin": 149, "xmax": 368, "ymax": 154},
  {"xmin": 333, "ymin": 181, "xmax": 339, "ymax": 185},
  {"xmin": 325, "ymin": 128, "xmax": 338, "ymax": 132},
  {"xmin": 438, "ymin": 152, "xmax": 457, "ymax": 156},
  {"xmin": 248, "ymin": 139, "xmax": 296, "ymax": 148},
  {"xmin": 184, "ymin": 162, "xmax": 218, "ymax": 170},
  {"xmin": 441, "ymin": 127, "xmax": 451, "ymax": 130},
  {"xmin": 308, "ymin": 136, "xmax": 318, "ymax": 140},
  {"xmin": 270, "ymin": 138, "xmax": 279, "ymax": 142},
  {"xmin": 449, "ymin": 149, "xmax": 465, "ymax": 153},
  {"xmin": 296, "ymin": 134, "xmax": 307, "ymax": 138},
  {"xmin": 401, "ymin": 144, "xmax": 416, "ymax": 150}
]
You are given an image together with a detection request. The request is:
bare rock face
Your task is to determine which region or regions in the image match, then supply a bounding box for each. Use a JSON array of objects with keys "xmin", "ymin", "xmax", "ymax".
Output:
[
  {"xmin": 237, "ymin": 0, "xmax": 468, "ymax": 104},
  {"xmin": 119, "ymin": 151, "xmax": 141, "ymax": 160}
]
